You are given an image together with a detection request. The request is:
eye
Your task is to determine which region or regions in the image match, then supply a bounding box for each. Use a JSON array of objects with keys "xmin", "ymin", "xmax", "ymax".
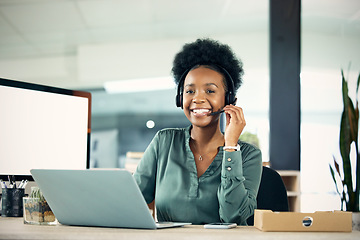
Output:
[
  {"xmin": 185, "ymin": 89, "xmax": 194, "ymax": 94},
  {"xmin": 206, "ymin": 89, "xmax": 215, "ymax": 94}
]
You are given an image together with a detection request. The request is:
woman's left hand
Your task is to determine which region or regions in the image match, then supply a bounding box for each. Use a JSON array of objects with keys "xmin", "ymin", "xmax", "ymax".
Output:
[{"xmin": 223, "ymin": 105, "xmax": 246, "ymax": 147}]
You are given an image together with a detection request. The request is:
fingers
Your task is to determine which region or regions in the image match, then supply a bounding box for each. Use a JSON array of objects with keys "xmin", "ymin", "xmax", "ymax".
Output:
[
  {"xmin": 223, "ymin": 105, "xmax": 246, "ymax": 127},
  {"xmin": 223, "ymin": 105, "xmax": 246, "ymax": 146}
]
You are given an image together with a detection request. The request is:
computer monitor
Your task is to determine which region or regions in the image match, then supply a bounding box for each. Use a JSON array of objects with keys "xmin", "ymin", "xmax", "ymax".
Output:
[
  {"xmin": 90, "ymin": 129, "xmax": 119, "ymax": 168},
  {"xmin": 0, "ymin": 78, "xmax": 91, "ymax": 181}
]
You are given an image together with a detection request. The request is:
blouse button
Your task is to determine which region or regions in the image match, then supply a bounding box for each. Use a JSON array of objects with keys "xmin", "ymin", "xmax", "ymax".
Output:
[
  {"xmin": 227, "ymin": 166, "xmax": 232, "ymax": 171},
  {"xmin": 227, "ymin": 158, "xmax": 232, "ymax": 162}
]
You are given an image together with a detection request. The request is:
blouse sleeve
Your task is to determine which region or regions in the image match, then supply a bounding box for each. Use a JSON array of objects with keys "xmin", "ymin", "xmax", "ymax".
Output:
[
  {"xmin": 217, "ymin": 143, "xmax": 262, "ymax": 225},
  {"xmin": 133, "ymin": 132, "xmax": 160, "ymax": 204}
]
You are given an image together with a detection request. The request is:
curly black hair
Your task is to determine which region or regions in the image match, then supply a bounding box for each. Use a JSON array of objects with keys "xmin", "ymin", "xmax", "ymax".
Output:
[{"xmin": 171, "ymin": 38, "xmax": 244, "ymax": 92}]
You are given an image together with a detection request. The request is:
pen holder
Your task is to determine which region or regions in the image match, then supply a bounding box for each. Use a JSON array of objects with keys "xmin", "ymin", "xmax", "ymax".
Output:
[{"xmin": 1, "ymin": 188, "xmax": 25, "ymax": 217}]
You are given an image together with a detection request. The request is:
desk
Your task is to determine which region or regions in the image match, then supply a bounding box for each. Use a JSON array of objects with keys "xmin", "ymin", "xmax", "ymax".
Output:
[{"xmin": 0, "ymin": 217, "xmax": 359, "ymax": 240}]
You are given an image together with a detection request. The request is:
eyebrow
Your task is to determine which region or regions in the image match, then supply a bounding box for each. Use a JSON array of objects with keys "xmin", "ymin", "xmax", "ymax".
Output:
[
  {"xmin": 205, "ymin": 83, "xmax": 219, "ymax": 88},
  {"xmin": 184, "ymin": 83, "xmax": 219, "ymax": 88}
]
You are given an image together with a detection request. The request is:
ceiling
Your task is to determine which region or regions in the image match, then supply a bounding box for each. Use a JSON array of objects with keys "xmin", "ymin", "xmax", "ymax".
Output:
[
  {"xmin": 0, "ymin": 0, "xmax": 270, "ymax": 60},
  {"xmin": 1, "ymin": 0, "xmax": 358, "ymax": 63},
  {"xmin": 0, "ymin": 0, "xmax": 359, "ymax": 117}
]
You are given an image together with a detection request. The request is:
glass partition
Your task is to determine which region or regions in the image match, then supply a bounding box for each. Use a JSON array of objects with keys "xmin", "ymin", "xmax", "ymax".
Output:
[{"xmin": 301, "ymin": 0, "xmax": 360, "ymax": 212}]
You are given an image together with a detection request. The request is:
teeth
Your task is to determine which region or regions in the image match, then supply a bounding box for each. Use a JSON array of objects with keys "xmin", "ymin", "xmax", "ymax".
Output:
[{"xmin": 192, "ymin": 109, "xmax": 210, "ymax": 113}]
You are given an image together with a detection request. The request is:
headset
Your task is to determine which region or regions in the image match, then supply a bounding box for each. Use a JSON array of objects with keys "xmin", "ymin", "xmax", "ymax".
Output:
[{"xmin": 175, "ymin": 64, "xmax": 236, "ymax": 108}]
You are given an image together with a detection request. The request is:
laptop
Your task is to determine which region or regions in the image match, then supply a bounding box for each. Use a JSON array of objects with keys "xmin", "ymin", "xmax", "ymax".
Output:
[{"xmin": 30, "ymin": 169, "xmax": 191, "ymax": 229}]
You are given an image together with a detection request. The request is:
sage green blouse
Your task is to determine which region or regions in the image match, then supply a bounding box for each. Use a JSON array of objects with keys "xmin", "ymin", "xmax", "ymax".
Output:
[{"xmin": 133, "ymin": 126, "xmax": 262, "ymax": 225}]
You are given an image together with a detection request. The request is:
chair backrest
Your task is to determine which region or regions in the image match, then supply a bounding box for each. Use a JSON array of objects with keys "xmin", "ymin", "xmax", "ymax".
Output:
[{"xmin": 246, "ymin": 166, "xmax": 289, "ymax": 225}]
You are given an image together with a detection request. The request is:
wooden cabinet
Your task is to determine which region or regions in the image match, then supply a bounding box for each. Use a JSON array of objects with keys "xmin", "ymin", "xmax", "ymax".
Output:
[
  {"xmin": 125, "ymin": 152, "xmax": 144, "ymax": 173},
  {"xmin": 277, "ymin": 170, "xmax": 300, "ymax": 212}
]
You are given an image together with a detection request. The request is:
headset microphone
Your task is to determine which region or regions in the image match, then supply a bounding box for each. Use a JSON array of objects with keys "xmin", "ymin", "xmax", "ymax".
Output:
[{"xmin": 210, "ymin": 110, "xmax": 224, "ymax": 115}]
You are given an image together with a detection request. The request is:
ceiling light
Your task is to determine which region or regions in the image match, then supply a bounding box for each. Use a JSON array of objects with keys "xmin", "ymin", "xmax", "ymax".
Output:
[{"xmin": 146, "ymin": 120, "xmax": 155, "ymax": 129}]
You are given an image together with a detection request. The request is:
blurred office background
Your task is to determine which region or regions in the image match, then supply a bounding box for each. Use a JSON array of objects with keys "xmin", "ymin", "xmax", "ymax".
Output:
[{"xmin": 0, "ymin": 0, "xmax": 359, "ymax": 212}]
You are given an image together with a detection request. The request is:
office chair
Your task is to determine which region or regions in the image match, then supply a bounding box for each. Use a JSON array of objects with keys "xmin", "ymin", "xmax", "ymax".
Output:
[{"xmin": 246, "ymin": 166, "xmax": 289, "ymax": 225}]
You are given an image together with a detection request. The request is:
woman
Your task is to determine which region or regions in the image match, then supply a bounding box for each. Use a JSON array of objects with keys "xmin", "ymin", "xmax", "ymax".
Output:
[{"xmin": 133, "ymin": 38, "xmax": 262, "ymax": 225}]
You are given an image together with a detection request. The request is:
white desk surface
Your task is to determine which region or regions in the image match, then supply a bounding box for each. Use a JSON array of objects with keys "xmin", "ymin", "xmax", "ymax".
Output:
[{"xmin": 0, "ymin": 217, "xmax": 359, "ymax": 240}]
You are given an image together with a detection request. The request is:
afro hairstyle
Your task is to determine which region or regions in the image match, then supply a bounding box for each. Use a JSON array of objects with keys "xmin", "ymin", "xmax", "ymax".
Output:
[{"xmin": 171, "ymin": 38, "xmax": 244, "ymax": 92}]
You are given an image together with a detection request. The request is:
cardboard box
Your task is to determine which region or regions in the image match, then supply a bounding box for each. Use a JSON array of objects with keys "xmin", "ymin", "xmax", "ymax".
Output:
[{"xmin": 254, "ymin": 209, "xmax": 352, "ymax": 232}]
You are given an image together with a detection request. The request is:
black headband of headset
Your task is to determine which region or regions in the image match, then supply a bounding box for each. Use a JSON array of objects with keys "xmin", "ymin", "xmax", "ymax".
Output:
[{"xmin": 175, "ymin": 63, "xmax": 236, "ymax": 108}]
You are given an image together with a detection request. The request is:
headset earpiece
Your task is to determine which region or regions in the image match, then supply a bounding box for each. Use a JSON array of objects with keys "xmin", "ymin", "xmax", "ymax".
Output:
[
  {"xmin": 225, "ymin": 90, "xmax": 236, "ymax": 105},
  {"xmin": 176, "ymin": 92, "xmax": 182, "ymax": 108},
  {"xmin": 222, "ymin": 67, "xmax": 236, "ymax": 105},
  {"xmin": 175, "ymin": 69, "xmax": 190, "ymax": 109}
]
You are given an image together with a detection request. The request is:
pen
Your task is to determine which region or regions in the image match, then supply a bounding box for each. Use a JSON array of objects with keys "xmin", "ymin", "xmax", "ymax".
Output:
[
  {"xmin": 0, "ymin": 179, "xmax": 7, "ymax": 189},
  {"xmin": 12, "ymin": 175, "xmax": 17, "ymax": 188},
  {"xmin": 22, "ymin": 180, "xmax": 29, "ymax": 189},
  {"xmin": 18, "ymin": 180, "xmax": 25, "ymax": 188},
  {"xmin": 8, "ymin": 175, "xmax": 16, "ymax": 188},
  {"xmin": 8, "ymin": 175, "xmax": 12, "ymax": 188}
]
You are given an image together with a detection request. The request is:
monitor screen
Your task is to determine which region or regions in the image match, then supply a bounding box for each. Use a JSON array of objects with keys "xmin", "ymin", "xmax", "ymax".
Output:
[
  {"xmin": 90, "ymin": 129, "xmax": 119, "ymax": 168},
  {"xmin": 0, "ymin": 78, "xmax": 91, "ymax": 181}
]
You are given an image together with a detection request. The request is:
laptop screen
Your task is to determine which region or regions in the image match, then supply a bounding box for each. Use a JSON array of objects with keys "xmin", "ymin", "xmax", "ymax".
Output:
[{"xmin": 0, "ymin": 78, "xmax": 91, "ymax": 180}]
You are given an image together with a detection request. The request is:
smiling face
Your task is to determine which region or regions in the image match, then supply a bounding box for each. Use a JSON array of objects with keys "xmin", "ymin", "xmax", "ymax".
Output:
[{"xmin": 182, "ymin": 66, "xmax": 227, "ymax": 128}]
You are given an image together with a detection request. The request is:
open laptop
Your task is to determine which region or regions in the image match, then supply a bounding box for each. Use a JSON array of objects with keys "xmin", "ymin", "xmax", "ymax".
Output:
[{"xmin": 30, "ymin": 169, "xmax": 191, "ymax": 229}]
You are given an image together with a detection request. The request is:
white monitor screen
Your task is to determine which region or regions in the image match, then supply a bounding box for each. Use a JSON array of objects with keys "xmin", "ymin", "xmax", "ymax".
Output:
[{"xmin": 0, "ymin": 78, "xmax": 91, "ymax": 180}]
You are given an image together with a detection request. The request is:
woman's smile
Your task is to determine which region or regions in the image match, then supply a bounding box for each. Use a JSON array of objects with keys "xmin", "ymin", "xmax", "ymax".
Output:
[{"xmin": 190, "ymin": 108, "xmax": 211, "ymax": 116}]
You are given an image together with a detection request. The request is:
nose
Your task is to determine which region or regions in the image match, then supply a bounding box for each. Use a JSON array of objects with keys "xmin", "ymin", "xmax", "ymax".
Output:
[{"xmin": 192, "ymin": 91, "xmax": 206, "ymax": 103}]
